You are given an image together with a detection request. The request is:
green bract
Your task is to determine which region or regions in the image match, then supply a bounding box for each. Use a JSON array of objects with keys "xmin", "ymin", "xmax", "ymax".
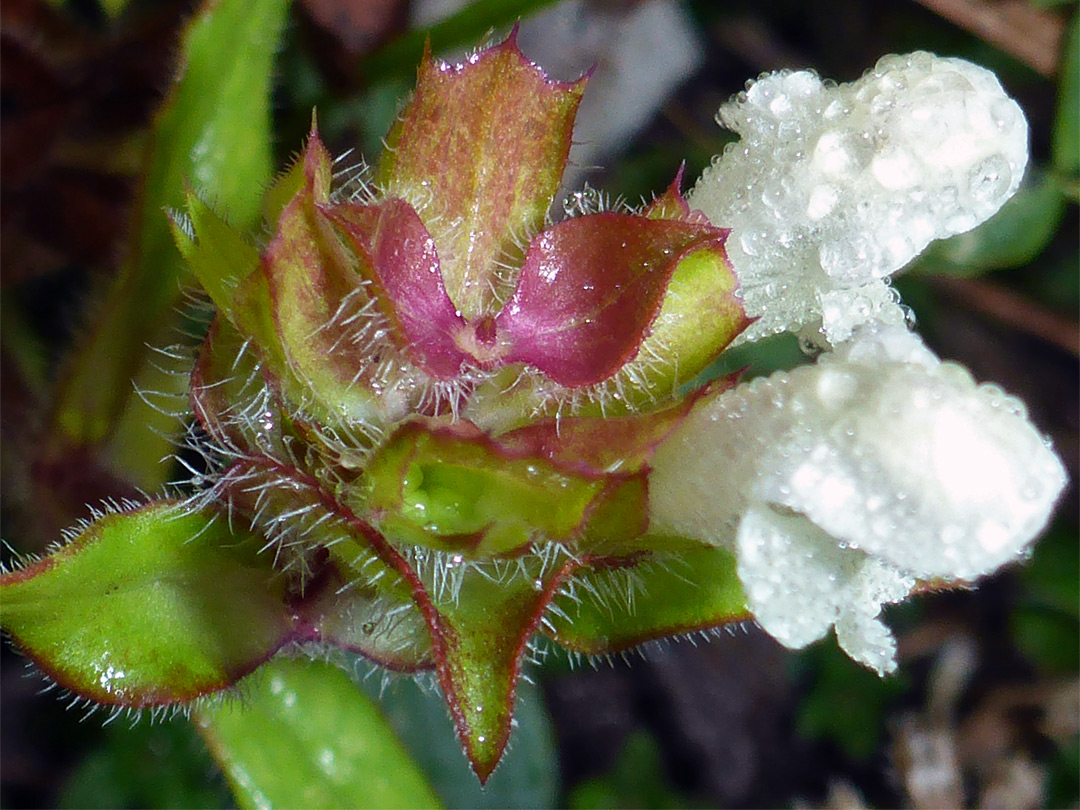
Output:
[{"xmin": 1, "ymin": 28, "xmax": 751, "ymax": 781}]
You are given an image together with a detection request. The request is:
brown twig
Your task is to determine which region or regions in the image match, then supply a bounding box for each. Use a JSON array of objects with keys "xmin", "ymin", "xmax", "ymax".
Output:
[
  {"xmin": 912, "ymin": 0, "xmax": 1068, "ymax": 78},
  {"xmin": 931, "ymin": 275, "xmax": 1080, "ymax": 356}
]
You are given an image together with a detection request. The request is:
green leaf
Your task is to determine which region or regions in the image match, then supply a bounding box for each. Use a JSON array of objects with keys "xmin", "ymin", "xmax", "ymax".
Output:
[
  {"xmin": 1053, "ymin": 14, "xmax": 1079, "ymax": 177},
  {"xmin": 58, "ymin": 718, "xmax": 231, "ymax": 810},
  {"xmin": 567, "ymin": 731, "xmax": 695, "ymax": 810},
  {"xmin": 376, "ymin": 30, "xmax": 585, "ymax": 318},
  {"xmin": 363, "ymin": 421, "xmax": 645, "ymax": 556},
  {"xmin": 794, "ymin": 642, "xmax": 908, "ymax": 760},
  {"xmin": 921, "ymin": 168, "xmax": 1067, "ymax": 275},
  {"xmin": 419, "ymin": 557, "xmax": 578, "ymax": 783},
  {"xmin": 50, "ymin": 0, "xmax": 290, "ymax": 486},
  {"xmin": 544, "ymin": 546, "xmax": 749, "ymax": 655},
  {"xmin": 196, "ymin": 657, "xmax": 442, "ymax": 810},
  {"xmin": 0, "ymin": 501, "xmax": 293, "ymax": 706}
]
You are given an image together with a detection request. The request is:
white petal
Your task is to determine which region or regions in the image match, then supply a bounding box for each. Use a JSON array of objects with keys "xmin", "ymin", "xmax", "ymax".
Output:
[{"xmin": 687, "ymin": 53, "xmax": 1028, "ymax": 345}]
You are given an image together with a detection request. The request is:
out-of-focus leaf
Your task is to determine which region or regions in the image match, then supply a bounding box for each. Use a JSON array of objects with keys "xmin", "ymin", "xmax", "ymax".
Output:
[
  {"xmin": 1047, "ymin": 737, "xmax": 1080, "ymax": 809},
  {"xmin": 919, "ymin": 169, "xmax": 1067, "ymax": 275},
  {"xmin": 1053, "ymin": 14, "xmax": 1078, "ymax": 178},
  {"xmin": 544, "ymin": 546, "xmax": 748, "ymax": 655},
  {"xmin": 50, "ymin": 0, "xmax": 290, "ymax": 488},
  {"xmin": 795, "ymin": 642, "xmax": 908, "ymax": 760},
  {"xmin": 359, "ymin": 0, "xmax": 562, "ymax": 84},
  {"xmin": 58, "ymin": 718, "xmax": 231, "ymax": 810},
  {"xmin": 0, "ymin": 501, "xmax": 292, "ymax": 706},
  {"xmin": 366, "ymin": 673, "xmax": 559, "ymax": 809},
  {"xmin": 1012, "ymin": 525, "xmax": 1080, "ymax": 674},
  {"xmin": 196, "ymin": 657, "xmax": 441, "ymax": 810},
  {"xmin": 567, "ymin": 731, "xmax": 694, "ymax": 810}
]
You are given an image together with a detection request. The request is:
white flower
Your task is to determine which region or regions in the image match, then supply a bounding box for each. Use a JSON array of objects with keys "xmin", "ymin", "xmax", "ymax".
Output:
[
  {"xmin": 648, "ymin": 325, "xmax": 1066, "ymax": 674},
  {"xmin": 687, "ymin": 52, "xmax": 1028, "ymax": 345}
]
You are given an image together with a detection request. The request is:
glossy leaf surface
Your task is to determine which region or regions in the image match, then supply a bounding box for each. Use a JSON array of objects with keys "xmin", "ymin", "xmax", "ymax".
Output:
[
  {"xmin": 364, "ymin": 422, "xmax": 646, "ymax": 556},
  {"xmin": 197, "ymin": 658, "xmax": 441, "ymax": 810},
  {"xmin": 377, "ymin": 31, "xmax": 585, "ymax": 318},
  {"xmin": 544, "ymin": 546, "xmax": 749, "ymax": 654},
  {"xmin": 421, "ymin": 558, "xmax": 577, "ymax": 783},
  {"xmin": 495, "ymin": 213, "xmax": 730, "ymax": 388},
  {"xmin": 0, "ymin": 502, "xmax": 292, "ymax": 706}
]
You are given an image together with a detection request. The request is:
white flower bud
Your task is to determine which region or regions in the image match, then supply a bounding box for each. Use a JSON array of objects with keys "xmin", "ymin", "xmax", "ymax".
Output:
[
  {"xmin": 648, "ymin": 326, "xmax": 1066, "ymax": 674},
  {"xmin": 688, "ymin": 52, "xmax": 1028, "ymax": 345}
]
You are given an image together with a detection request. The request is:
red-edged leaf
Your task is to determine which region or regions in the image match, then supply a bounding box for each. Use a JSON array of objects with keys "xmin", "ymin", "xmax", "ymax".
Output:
[
  {"xmin": 421, "ymin": 556, "xmax": 579, "ymax": 783},
  {"xmin": 544, "ymin": 546, "xmax": 750, "ymax": 655},
  {"xmin": 259, "ymin": 125, "xmax": 383, "ymax": 423},
  {"xmin": 0, "ymin": 502, "xmax": 294, "ymax": 707},
  {"xmin": 497, "ymin": 395, "xmax": 700, "ymax": 476},
  {"xmin": 321, "ymin": 198, "xmax": 470, "ymax": 379},
  {"xmin": 376, "ymin": 29, "xmax": 586, "ymax": 319},
  {"xmin": 493, "ymin": 212, "xmax": 728, "ymax": 387}
]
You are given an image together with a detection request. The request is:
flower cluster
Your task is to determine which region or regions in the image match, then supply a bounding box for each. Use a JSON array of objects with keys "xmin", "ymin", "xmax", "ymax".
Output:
[
  {"xmin": 650, "ymin": 51, "xmax": 1066, "ymax": 674},
  {"xmin": 0, "ymin": 36, "xmax": 1066, "ymax": 782}
]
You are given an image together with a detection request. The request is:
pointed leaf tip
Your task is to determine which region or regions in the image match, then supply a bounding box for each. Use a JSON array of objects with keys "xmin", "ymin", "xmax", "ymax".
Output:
[
  {"xmin": 377, "ymin": 30, "xmax": 587, "ymax": 319},
  {"xmin": 0, "ymin": 501, "xmax": 292, "ymax": 707}
]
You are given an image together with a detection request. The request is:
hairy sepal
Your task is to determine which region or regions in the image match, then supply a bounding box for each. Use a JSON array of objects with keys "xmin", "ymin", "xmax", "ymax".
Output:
[
  {"xmin": 259, "ymin": 126, "xmax": 384, "ymax": 424},
  {"xmin": 0, "ymin": 502, "xmax": 293, "ymax": 707},
  {"xmin": 544, "ymin": 545, "xmax": 750, "ymax": 655},
  {"xmin": 321, "ymin": 198, "xmax": 470, "ymax": 378},
  {"xmin": 362, "ymin": 421, "xmax": 649, "ymax": 557},
  {"xmin": 376, "ymin": 31, "xmax": 586, "ymax": 319}
]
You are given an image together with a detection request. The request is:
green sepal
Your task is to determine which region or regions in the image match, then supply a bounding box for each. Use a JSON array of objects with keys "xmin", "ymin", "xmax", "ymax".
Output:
[
  {"xmin": 196, "ymin": 658, "xmax": 442, "ymax": 809},
  {"xmin": 0, "ymin": 501, "xmax": 293, "ymax": 707},
  {"xmin": 543, "ymin": 545, "xmax": 750, "ymax": 655},
  {"xmin": 171, "ymin": 191, "xmax": 260, "ymax": 320},
  {"xmin": 362, "ymin": 421, "xmax": 646, "ymax": 557},
  {"xmin": 420, "ymin": 556, "xmax": 578, "ymax": 783}
]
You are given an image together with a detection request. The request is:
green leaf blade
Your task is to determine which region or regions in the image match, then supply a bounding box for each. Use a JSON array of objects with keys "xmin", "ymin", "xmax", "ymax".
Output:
[
  {"xmin": 545, "ymin": 546, "xmax": 750, "ymax": 655},
  {"xmin": 1, "ymin": 502, "xmax": 293, "ymax": 706},
  {"xmin": 196, "ymin": 658, "xmax": 442, "ymax": 810},
  {"xmin": 50, "ymin": 0, "xmax": 290, "ymax": 485}
]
